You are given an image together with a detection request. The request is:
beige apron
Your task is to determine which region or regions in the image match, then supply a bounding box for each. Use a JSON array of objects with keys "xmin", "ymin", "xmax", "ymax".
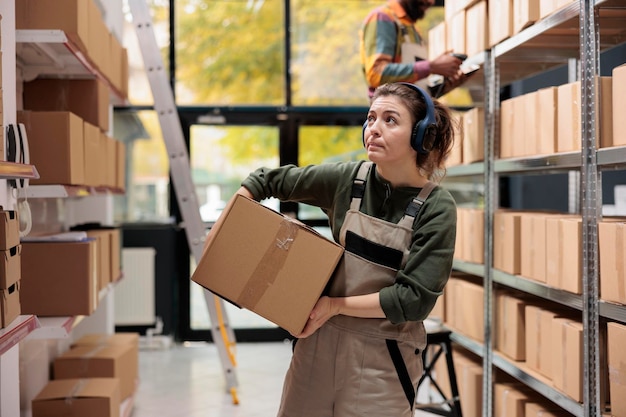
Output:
[{"xmin": 277, "ymin": 162, "xmax": 435, "ymax": 417}]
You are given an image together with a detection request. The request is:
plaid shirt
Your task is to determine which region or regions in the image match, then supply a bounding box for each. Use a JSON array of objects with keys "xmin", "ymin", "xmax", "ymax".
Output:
[{"xmin": 359, "ymin": 0, "xmax": 430, "ymax": 94}]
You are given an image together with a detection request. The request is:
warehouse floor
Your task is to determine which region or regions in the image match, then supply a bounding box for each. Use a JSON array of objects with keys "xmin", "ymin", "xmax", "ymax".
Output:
[{"xmin": 130, "ymin": 340, "xmax": 443, "ymax": 417}]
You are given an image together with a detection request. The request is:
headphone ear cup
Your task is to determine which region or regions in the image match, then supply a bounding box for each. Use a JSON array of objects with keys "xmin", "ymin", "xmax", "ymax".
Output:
[{"xmin": 411, "ymin": 121, "xmax": 422, "ymax": 152}]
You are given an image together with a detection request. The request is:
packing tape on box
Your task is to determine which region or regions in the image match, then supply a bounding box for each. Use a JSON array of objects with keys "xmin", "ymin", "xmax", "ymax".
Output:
[
  {"xmin": 609, "ymin": 363, "xmax": 626, "ymax": 385},
  {"xmin": 237, "ymin": 219, "xmax": 299, "ymax": 309},
  {"xmin": 65, "ymin": 379, "xmax": 87, "ymax": 405},
  {"xmin": 77, "ymin": 345, "xmax": 107, "ymax": 375},
  {"xmin": 617, "ymin": 224, "xmax": 625, "ymax": 302}
]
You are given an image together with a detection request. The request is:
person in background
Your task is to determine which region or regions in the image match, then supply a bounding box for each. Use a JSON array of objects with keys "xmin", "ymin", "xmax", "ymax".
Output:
[
  {"xmin": 360, "ymin": 0, "xmax": 465, "ymax": 98},
  {"xmin": 235, "ymin": 82, "xmax": 457, "ymax": 417}
]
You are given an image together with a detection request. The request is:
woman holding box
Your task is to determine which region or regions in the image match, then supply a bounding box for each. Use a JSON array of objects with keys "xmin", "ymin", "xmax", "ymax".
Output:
[{"xmin": 237, "ymin": 82, "xmax": 457, "ymax": 417}]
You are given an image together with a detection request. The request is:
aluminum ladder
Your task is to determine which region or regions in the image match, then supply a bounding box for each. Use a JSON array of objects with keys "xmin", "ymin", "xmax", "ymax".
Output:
[{"xmin": 128, "ymin": 0, "xmax": 239, "ymax": 404}]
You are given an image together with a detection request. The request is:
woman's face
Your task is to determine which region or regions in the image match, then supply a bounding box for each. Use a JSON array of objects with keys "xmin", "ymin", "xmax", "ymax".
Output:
[{"xmin": 364, "ymin": 95, "xmax": 416, "ymax": 166}]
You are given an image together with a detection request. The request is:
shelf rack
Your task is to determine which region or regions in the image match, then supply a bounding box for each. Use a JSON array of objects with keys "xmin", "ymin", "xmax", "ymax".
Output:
[
  {"xmin": 445, "ymin": 1, "xmax": 626, "ymax": 416},
  {"xmin": 0, "ymin": 315, "xmax": 40, "ymax": 356},
  {"xmin": 0, "ymin": 160, "xmax": 39, "ymax": 180},
  {"xmin": 15, "ymin": 29, "xmax": 127, "ymax": 102}
]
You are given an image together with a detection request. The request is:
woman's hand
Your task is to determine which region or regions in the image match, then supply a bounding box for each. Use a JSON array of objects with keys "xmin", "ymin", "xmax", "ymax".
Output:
[{"xmin": 294, "ymin": 296, "xmax": 338, "ymax": 338}]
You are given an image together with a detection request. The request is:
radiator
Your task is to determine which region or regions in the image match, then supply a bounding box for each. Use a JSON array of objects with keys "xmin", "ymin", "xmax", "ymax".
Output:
[{"xmin": 115, "ymin": 247, "xmax": 157, "ymax": 326}]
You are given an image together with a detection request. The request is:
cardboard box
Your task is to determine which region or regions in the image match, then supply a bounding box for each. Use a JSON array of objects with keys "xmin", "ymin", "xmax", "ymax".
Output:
[
  {"xmin": 608, "ymin": 322, "xmax": 626, "ymax": 417},
  {"xmin": 445, "ymin": 111, "xmax": 463, "ymax": 167},
  {"xmin": 493, "ymin": 210, "xmax": 522, "ymax": 275},
  {"xmin": 465, "ymin": 0, "xmax": 489, "ymax": 57},
  {"xmin": 20, "ymin": 240, "xmax": 98, "ymax": 316},
  {"xmin": 0, "ymin": 210, "xmax": 20, "ymax": 251},
  {"xmin": 54, "ymin": 344, "xmax": 137, "ymax": 400},
  {"xmin": 489, "ymin": 0, "xmax": 514, "ymax": 47},
  {"xmin": 191, "ymin": 194, "xmax": 344, "ymax": 335},
  {"xmin": 447, "ymin": 9, "xmax": 467, "ymax": 56},
  {"xmin": 551, "ymin": 317, "xmax": 583, "ymax": 401},
  {"xmin": 428, "ymin": 21, "xmax": 447, "ymax": 61},
  {"xmin": 18, "ymin": 111, "xmax": 85, "ymax": 186},
  {"xmin": 557, "ymin": 81, "xmax": 581, "ymax": 152},
  {"xmin": 16, "ymin": 0, "xmax": 90, "ymax": 55},
  {"xmin": 513, "ymin": 0, "xmax": 540, "ymax": 34},
  {"xmin": 537, "ymin": 86, "xmax": 558, "ymax": 155},
  {"xmin": 115, "ymin": 140, "xmax": 126, "ymax": 192},
  {"xmin": 84, "ymin": 121, "xmax": 103, "ymax": 187},
  {"xmin": 87, "ymin": 230, "xmax": 111, "ymax": 291},
  {"xmin": 31, "ymin": 378, "xmax": 120, "ymax": 417},
  {"xmin": 0, "ymin": 245, "xmax": 21, "ymax": 288},
  {"xmin": 500, "ymin": 97, "xmax": 515, "ymax": 158},
  {"xmin": 613, "ymin": 64, "xmax": 626, "ymax": 147},
  {"xmin": 599, "ymin": 221, "xmax": 626, "ymax": 304},
  {"xmin": 1, "ymin": 281, "xmax": 21, "ymax": 328},
  {"xmin": 496, "ymin": 292, "xmax": 527, "ymax": 361},
  {"xmin": 522, "ymin": 91, "xmax": 539, "ymax": 156},
  {"xmin": 546, "ymin": 216, "xmax": 582, "ymax": 294},
  {"xmin": 105, "ymin": 135, "xmax": 118, "ymax": 188},
  {"xmin": 23, "ymin": 78, "xmax": 110, "ymax": 132},
  {"xmin": 494, "ymin": 383, "xmax": 532, "ymax": 417},
  {"xmin": 462, "ymin": 107, "xmax": 484, "ymax": 163}
]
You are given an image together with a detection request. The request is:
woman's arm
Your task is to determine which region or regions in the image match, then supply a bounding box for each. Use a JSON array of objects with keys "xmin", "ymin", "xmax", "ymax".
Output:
[{"xmin": 296, "ymin": 293, "xmax": 385, "ymax": 338}]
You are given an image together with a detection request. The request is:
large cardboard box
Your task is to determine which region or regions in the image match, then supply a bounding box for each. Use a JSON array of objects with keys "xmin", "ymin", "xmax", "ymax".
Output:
[
  {"xmin": 0, "ymin": 245, "xmax": 21, "ymax": 289},
  {"xmin": 31, "ymin": 378, "xmax": 120, "ymax": 417},
  {"xmin": 84, "ymin": 121, "xmax": 103, "ymax": 187},
  {"xmin": 17, "ymin": 111, "xmax": 85, "ymax": 186},
  {"xmin": 546, "ymin": 216, "xmax": 582, "ymax": 294},
  {"xmin": 447, "ymin": 10, "xmax": 466, "ymax": 56},
  {"xmin": 495, "ymin": 291, "xmax": 528, "ymax": 361},
  {"xmin": 191, "ymin": 194, "xmax": 344, "ymax": 335},
  {"xmin": 54, "ymin": 344, "xmax": 137, "ymax": 400},
  {"xmin": 87, "ymin": 230, "xmax": 112, "ymax": 291},
  {"xmin": 20, "ymin": 240, "xmax": 98, "ymax": 316},
  {"xmin": 513, "ymin": 0, "xmax": 540, "ymax": 34},
  {"xmin": 428, "ymin": 21, "xmax": 447, "ymax": 61},
  {"xmin": 599, "ymin": 221, "xmax": 626, "ymax": 304},
  {"xmin": 489, "ymin": 0, "xmax": 514, "ymax": 46},
  {"xmin": 23, "ymin": 79, "xmax": 110, "ymax": 132},
  {"xmin": 608, "ymin": 322, "xmax": 626, "ymax": 417}
]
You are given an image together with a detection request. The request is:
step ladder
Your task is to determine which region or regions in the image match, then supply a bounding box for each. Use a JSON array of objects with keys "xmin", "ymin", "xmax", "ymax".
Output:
[{"xmin": 128, "ymin": 0, "xmax": 239, "ymax": 404}]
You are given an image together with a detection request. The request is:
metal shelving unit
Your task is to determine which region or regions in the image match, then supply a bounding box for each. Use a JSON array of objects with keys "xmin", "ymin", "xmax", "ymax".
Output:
[{"xmin": 445, "ymin": 1, "xmax": 626, "ymax": 416}]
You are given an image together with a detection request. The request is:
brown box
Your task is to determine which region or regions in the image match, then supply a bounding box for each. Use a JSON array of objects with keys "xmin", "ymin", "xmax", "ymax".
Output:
[
  {"xmin": 462, "ymin": 107, "xmax": 484, "ymax": 163},
  {"xmin": 16, "ymin": 0, "xmax": 90, "ymax": 54},
  {"xmin": 87, "ymin": 0, "xmax": 111, "ymax": 80},
  {"xmin": 105, "ymin": 136, "xmax": 117, "ymax": 188},
  {"xmin": 546, "ymin": 216, "xmax": 582, "ymax": 294},
  {"xmin": 428, "ymin": 21, "xmax": 447, "ymax": 61},
  {"xmin": 496, "ymin": 292, "xmax": 527, "ymax": 361},
  {"xmin": 493, "ymin": 210, "xmax": 522, "ymax": 275},
  {"xmin": 551, "ymin": 317, "xmax": 583, "ymax": 401},
  {"xmin": 1, "ymin": 281, "xmax": 21, "ymax": 329},
  {"xmin": 513, "ymin": 0, "xmax": 540, "ymax": 33},
  {"xmin": 23, "ymin": 79, "xmax": 110, "ymax": 132},
  {"xmin": 599, "ymin": 221, "xmax": 626, "ymax": 304},
  {"xmin": 191, "ymin": 194, "xmax": 344, "ymax": 335},
  {"xmin": 0, "ymin": 245, "xmax": 21, "ymax": 288},
  {"xmin": 0, "ymin": 210, "xmax": 20, "ymax": 251},
  {"xmin": 522, "ymin": 91, "xmax": 539, "ymax": 156},
  {"xmin": 525, "ymin": 401, "xmax": 571, "ymax": 417},
  {"xmin": 464, "ymin": 208, "xmax": 484, "ymax": 264},
  {"xmin": 447, "ymin": 9, "xmax": 467, "ymax": 56},
  {"xmin": 72, "ymin": 333, "xmax": 139, "ymax": 351},
  {"xmin": 17, "ymin": 111, "xmax": 85, "ymax": 186},
  {"xmin": 465, "ymin": 0, "xmax": 489, "ymax": 57},
  {"xmin": 31, "ymin": 378, "xmax": 120, "ymax": 417},
  {"xmin": 557, "ymin": 78, "xmax": 611, "ymax": 152},
  {"xmin": 54, "ymin": 344, "xmax": 137, "ymax": 400},
  {"xmin": 500, "ymin": 97, "xmax": 515, "ymax": 159},
  {"xmin": 84, "ymin": 121, "xmax": 103, "ymax": 187},
  {"xmin": 110, "ymin": 229, "xmax": 121, "ymax": 282},
  {"xmin": 20, "ymin": 240, "xmax": 98, "ymax": 316},
  {"xmin": 455, "ymin": 279, "xmax": 485, "ymax": 342},
  {"xmin": 520, "ymin": 212, "xmax": 554, "ymax": 283},
  {"xmin": 537, "ymin": 86, "xmax": 558, "ymax": 155},
  {"xmin": 489, "ymin": 0, "xmax": 514, "ymax": 46},
  {"xmin": 494, "ymin": 383, "xmax": 532, "ymax": 417},
  {"xmin": 87, "ymin": 230, "xmax": 111, "ymax": 292},
  {"xmin": 445, "ymin": 111, "xmax": 463, "ymax": 167},
  {"xmin": 613, "ymin": 64, "xmax": 626, "ymax": 147},
  {"xmin": 607, "ymin": 322, "xmax": 626, "ymax": 417},
  {"xmin": 115, "ymin": 140, "xmax": 126, "ymax": 191}
]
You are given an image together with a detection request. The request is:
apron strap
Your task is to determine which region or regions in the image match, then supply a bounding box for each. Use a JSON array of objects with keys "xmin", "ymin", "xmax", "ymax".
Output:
[
  {"xmin": 398, "ymin": 181, "xmax": 437, "ymax": 229},
  {"xmin": 350, "ymin": 162, "xmax": 373, "ymax": 211},
  {"xmin": 385, "ymin": 339, "xmax": 416, "ymax": 409}
]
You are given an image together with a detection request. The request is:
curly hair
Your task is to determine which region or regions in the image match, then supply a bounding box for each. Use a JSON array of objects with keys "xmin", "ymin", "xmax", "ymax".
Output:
[{"xmin": 371, "ymin": 83, "xmax": 457, "ymax": 181}]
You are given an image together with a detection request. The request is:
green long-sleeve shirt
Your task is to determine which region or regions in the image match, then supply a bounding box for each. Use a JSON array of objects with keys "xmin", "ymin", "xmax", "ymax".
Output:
[{"xmin": 241, "ymin": 160, "xmax": 457, "ymax": 324}]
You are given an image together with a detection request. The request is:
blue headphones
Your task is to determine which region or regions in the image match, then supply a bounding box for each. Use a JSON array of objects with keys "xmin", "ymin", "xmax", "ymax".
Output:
[{"xmin": 362, "ymin": 82, "xmax": 437, "ymax": 154}]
